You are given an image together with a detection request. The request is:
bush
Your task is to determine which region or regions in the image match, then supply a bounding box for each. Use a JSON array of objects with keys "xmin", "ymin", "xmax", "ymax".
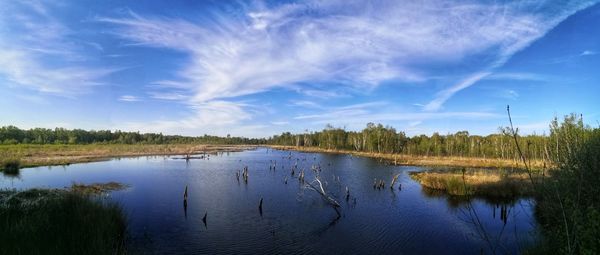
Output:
[{"xmin": 531, "ymin": 116, "xmax": 600, "ymax": 254}]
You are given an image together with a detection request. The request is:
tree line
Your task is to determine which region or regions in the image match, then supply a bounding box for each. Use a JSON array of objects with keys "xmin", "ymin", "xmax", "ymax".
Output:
[
  {"xmin": 0, "ymin": 126, "xmax": 266, "ymax": 145},
  {"xmin": 1, "ymin": 113, "xmax": 587, "ymax": 161},
  {"xmin": 269, "ymin": 114, "xmax": 588, "ymax": 161}
]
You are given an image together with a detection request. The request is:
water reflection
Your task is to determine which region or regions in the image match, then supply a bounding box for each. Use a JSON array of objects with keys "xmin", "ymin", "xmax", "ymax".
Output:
[{"xmin": 0, "ymin": 148, "xmax": 537, "ymax": 254}]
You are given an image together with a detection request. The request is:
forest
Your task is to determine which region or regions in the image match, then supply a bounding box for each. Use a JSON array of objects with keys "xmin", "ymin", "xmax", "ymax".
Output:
[
  {"xmin": 268, "ymin": 115, "xmax": 585, "ymax": 162},
  {"xmin": 0, "ymin": 126, "xmax": 266, "ymax": 145},
  {"xmin": 1, "ymin": 114, "xmax": 584, "ymax": 163}
]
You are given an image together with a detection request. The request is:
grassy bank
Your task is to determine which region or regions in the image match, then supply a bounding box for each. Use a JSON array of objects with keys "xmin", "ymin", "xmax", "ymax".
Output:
[
  {"xmin": 0, "ymin": 143, "xmax": 256, "ymax": 170},
  {"xmin": 269, "ymin": 145, "xmax": 545, "ymax": 169},
  {"xmin": 409, "ymin": 168, "xmax": 535, "ymax": 197},
  {"xmin": 0, "ymin": 187, "xmax": 127, "ymax": 255}
]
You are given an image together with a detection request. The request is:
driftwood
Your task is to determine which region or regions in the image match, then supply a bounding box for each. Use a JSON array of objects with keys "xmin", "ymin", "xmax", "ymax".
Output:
[{"xmin": 306, "ymin": 177, "xmax": 341, "ymax": 216}]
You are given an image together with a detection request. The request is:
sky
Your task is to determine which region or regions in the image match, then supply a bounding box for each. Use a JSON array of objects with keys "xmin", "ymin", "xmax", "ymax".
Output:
[{"xmin": 0, "ymin": 0, "xmax": 599, "ymax": 138}]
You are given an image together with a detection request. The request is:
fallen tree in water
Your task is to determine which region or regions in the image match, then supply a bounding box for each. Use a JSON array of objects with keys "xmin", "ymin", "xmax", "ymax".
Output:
[{"xmin": 305, "ymin": 176, "xmax": 341, "ymax": 216}]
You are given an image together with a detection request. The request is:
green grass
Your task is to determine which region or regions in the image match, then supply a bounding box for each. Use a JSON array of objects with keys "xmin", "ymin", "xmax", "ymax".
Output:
[
  {"xmin": 0, "ymin": 189, "xmax": 127, "ymax": 255},
  {"xmin": 0, "ymin": 158, "xmax": 20, "ymax": 175}
]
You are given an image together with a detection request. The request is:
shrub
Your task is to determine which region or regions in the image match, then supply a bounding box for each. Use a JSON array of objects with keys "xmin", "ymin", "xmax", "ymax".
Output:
[{"xmin": 531, "ymin": 116, "xmax": 600, "ymax": 254}]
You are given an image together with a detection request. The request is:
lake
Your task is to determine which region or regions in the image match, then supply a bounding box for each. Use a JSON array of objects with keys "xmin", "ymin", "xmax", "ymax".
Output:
[{"xmin": 0, "ymin": 148, "xmax": 537, "ymax": 254}]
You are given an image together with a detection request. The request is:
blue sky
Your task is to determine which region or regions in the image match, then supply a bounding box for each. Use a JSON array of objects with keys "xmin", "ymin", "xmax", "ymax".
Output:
[{"xmin": 0, "ymin": 0, "xmax": 599, "ymax": 138}]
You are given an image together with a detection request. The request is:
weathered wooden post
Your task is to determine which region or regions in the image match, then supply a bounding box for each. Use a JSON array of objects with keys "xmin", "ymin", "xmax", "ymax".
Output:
[
  {"xmin": 183, "ymin": 185, "xmax": 188, "ymax": 206},
  {"xmin": 345, "ymin": 186, "xmax": 350, "ymax": 201},
  {"xmin": 391, "ymin": 174, "xmax": 400, "ymax": 190}
]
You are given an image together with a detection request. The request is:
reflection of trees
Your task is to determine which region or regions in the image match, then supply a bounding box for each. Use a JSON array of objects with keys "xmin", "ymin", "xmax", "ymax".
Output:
[{"xmin": 420, "ymin": 184, "xmax": 528, "ymax": 254}]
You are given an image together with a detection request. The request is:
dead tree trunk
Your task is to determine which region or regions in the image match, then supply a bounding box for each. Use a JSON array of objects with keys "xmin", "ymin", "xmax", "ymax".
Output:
[{"xmin": 306, "ymin": 177, "xmax": 341, "ymax": 216}]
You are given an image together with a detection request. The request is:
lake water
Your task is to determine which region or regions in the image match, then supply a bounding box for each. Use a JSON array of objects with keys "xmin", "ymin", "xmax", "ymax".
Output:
[{"xmin": 0, "ymin": 148, "xmax": 537, "ymax": 254}]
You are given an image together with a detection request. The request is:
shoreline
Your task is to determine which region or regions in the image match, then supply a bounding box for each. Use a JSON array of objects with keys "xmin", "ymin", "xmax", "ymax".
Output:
[
  {"xmin": 2, "ymin": 143, "xmax": 546, "ymax": 171},
  {"xmin": 1, "ymin": 144, "xmax": 257, "ymax": 169},
  {"xmin": 267, "ymin": 145, "xmax": 546, "ymax": 169}
]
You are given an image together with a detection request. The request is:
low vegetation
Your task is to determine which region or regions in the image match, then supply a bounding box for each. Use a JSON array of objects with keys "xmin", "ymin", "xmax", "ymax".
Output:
[
  {"xmin": 409, "ymin": 168, "xmax": 534, "ymax": 197},
  {"xmin": 0, "ymin": 187, "xmax": 127, "ymax": 255},
  {"xmin": 0, "ymin": 158, "xmax": 21, "ymax": 175},
  {"xmin": 271, "ymin": 145, "xmax": 544, "ymax": 169},
  {"xmin": 0, "ymin": 144, "xmax": 256, "ymax": 169},
  {"xmin": 70, "ymin": 182, "xmax": 128, "ymax": 195}
]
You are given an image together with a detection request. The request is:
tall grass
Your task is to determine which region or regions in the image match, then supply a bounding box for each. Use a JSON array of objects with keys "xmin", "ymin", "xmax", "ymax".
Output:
[
  {"xmin": 0, "ymin": 158, "xmax": 20, "ymax": 175},
  {"xmin": 0, "ymin": 189, "xmax": 127, "ymax": 255},
  {"xmin": 409, "ymin": 169, "xmax": 532, "ymax": 197}
]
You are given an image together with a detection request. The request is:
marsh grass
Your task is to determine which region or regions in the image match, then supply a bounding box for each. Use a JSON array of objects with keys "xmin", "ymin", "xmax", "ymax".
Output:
[
  {"xmin": 70, "ymin": 182, "xmax": 128, "ymax": 195},
  {"xmin": 271, "ymin": 145, "xmax": 547, "ymax": 169},
  {"xmin": 0, "ymin": 143, "xmax": 254, "ymax": 169},
  {"xmin": 0, "ymin": 158, "xmax": 20, "ymax": 175},
  {"xmin": 0, "ymin": 189, "xmax": 127, "ymax": 255},
  {"xmin": 409, "ymin": 168, "xmax": 534, "ymax": 197}
]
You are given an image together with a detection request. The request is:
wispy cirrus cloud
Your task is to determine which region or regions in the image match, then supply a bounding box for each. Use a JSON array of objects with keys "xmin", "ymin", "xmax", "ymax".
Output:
[
  {"xmin": 422, "ymin": 1, "xmax": 597, "ymax": 111},
  {"xmin": 97, "ymin": 0, "xmax": 596, "ymax": 126},
  {"xmin": 118, "ymin": 100, "xmax": 256, "ymax": 136},
  {"xmin": 118, "ymin": 95, "xmax": 140, "ymax": 102},
  {"xmin": 0, "ymin": 1, "xmax": 114, "ymax": 96}
]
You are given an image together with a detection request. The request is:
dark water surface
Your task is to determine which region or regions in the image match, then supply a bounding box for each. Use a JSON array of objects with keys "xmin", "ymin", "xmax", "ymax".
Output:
[{"xmin": 0, "ymin": 148, "xmax": 537, "ymax": 254}]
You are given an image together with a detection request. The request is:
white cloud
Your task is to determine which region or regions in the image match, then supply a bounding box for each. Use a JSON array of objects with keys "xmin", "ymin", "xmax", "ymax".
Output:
[
  {"xmin": 118, "ymin": 95, "xmax": 140, "ymax": 102},
  {"xmin": 580, "ymin": 50, "xmax": 597, "ymax": 56},
  {"xmin": 0, "ymin": 1, "xmax": 593, "ymax": 137},
  {"xmin": 486, "ymin": 72, "xmax": 551, "ymax": 82},
  {"xmin": 117, "ymin": 100, "xmax": 257, "ymax": 136},
  {"xmin": 0, "ymin": 2, "xmax": 113, "ymax": 96},
  {"xmin": 424, "ymin": 71, "xmax": 492, "ymax": 111},
  {"xmin": 98, "ymin": 0, "xmax": 595, "ymax": 120},
  {"xmin": 422, "ymin": 1, "xmax": 596, "ymax": 111},
  {"xmin": 289, "ymin": 100, "xmax": 323, "ymax": 109}
]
